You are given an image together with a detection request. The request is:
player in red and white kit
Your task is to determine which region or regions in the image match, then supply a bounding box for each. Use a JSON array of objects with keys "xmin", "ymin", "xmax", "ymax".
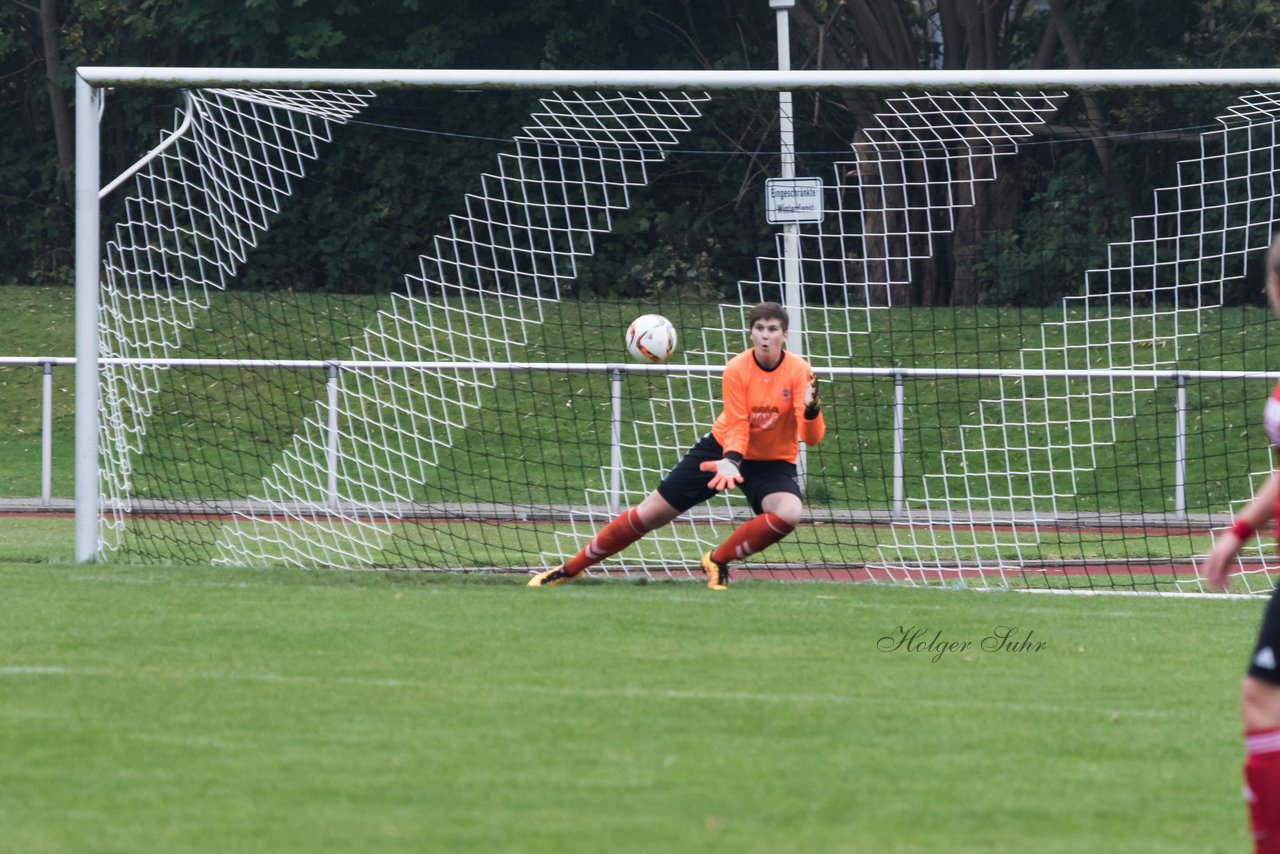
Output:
[
  {"xmin": 529, "ymin": 301, "xmax": 825, "ymax": 590},
  {"xmin": 1203, "ymin": 233, "xmax": 1280, "ymax": 853}
]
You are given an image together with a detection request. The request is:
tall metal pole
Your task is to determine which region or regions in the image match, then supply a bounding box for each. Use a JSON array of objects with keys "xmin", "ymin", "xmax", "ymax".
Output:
[
  {"xmin": 74, "ymin": 74, "xmax": 102, "ymax": 562},
  {"xmin": 771, "ymin": 0, "xmax": 807, "ymax": 486},
  {"xmin": 773, "ymin": 0, "xmax": 803, "ymax": 359}
]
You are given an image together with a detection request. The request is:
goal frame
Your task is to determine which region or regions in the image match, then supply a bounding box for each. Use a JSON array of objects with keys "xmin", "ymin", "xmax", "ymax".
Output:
[{"xmin": 73, "ymin": 65, "xmax": 1280, "ymax": 564}]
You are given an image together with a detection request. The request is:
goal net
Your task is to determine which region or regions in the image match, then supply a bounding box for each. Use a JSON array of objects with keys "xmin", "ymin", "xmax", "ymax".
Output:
[{"xmin": 76, "ymin": 68, "xmax": 1280, "ymax": 593}]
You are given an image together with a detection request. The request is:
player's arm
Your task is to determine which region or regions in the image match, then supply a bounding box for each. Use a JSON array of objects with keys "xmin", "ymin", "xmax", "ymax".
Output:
[
  {"xmin": 701, "ymin": 364, "xmax": 748, "ymax": 491},
  {"xmin": 1203, "ymin": 469, "xmax": 1280, "ymax": 590},
  {"xmin": 799, "ymin": 371, "xmax": 826, "ymax": 446},
  {"xmin": 716, "ymin": 363, "xmax": 751, "ymax": 456}
]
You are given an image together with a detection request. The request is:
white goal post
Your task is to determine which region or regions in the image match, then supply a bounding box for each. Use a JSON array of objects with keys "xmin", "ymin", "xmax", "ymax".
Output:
[{"xmin": 73, "ymin": 65, "xmax": 1280, "ymax": 592}]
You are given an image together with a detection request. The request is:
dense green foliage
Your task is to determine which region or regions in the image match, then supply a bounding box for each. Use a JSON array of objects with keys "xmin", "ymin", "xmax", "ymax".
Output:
[
  {"xmin": 6, "ymin": 2, "xmax": 1280, "ymax": 303},
  {"xmin": 1, "ymin": 0, "xmax": 779, "ymax": 295}
]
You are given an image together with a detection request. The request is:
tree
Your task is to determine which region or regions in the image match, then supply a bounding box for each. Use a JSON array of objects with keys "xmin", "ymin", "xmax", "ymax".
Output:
[
  {"xmin": 0, "ymin": 0, "xmax": 771, "ymax": 289},
  {"xmin": 4, "ymin": 0, "xmax": 72, "ymax": 201},
  {"xmin": 780, "ymin": 0, "xmax": 1265, "ymax": 306},
  {"xmin": 6, "ymin": 0, "xmax": 1280, "ymax": 306}
]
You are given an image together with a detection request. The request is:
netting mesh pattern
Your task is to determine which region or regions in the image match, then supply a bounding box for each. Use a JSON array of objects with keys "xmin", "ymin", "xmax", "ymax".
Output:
[
  {"xmin": 552, "ymin": 93, "xmax": 1072, "ymax": 579},
  {"xmin": 92, "ymin": 83, "xmax": 1280, "ymax": 593},
  {"xmin": 98, "ymin": 88, "xmax": 374, "ymax": 552},
  {"xmin": 211, "ymin": 92, "xmax": 711, "ymax": 566},
  {"xmin": 873, "ymin": 92, "xmax": 1280, "ymax": 593}
]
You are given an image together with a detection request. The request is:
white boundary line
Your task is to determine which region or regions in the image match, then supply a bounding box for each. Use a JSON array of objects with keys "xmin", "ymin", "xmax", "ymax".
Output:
[
  {"xmin": 509, "ymin": 684, "xmax": 1173, "ymax": 718},
  {"xmin": 1013, "ymin": 588, "xmax": 1261, "ymax": 601},
  {"xmin": 0, "ymin": 665, "xmax": 417, "ymax": 688},
  {"xmin": 0, "ymin": 665, "xmax": 1173, "ymax": 718}
]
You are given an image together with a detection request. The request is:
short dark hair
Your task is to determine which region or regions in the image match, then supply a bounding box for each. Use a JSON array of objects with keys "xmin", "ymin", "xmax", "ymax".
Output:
[{"xmin": 748, "ymin": 301, "xmax": 789, "ymax": 332}]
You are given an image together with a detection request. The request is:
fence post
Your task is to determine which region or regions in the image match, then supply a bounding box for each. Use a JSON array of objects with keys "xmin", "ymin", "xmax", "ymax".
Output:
[
  {"xmin": 608, "ymin": 368, "xmax": 623, "ymax": 513},
  {"xmin": 42, "ymin": 361, "xmax": 53, "ymax": 506},
  {"xmin": 1175, "ymin": 373, "xmax": 1187, "ymax": 518},
  {"xmin": 327, "ymin": 362, "xmax": 340, "ymax": 509},
  {"xmin": 893, "ymin": 372, "xmax": 905, "ymax": 513}
]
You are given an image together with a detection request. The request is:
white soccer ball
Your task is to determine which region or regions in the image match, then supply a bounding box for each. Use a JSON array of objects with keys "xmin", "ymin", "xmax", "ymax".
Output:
[{"xmin": 626, "ymin": 314, "xmax": 677, "ymax": 363}]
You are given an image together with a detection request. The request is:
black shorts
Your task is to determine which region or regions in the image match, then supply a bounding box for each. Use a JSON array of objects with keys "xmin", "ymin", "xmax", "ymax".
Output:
[
  {"xmin": 656, "ymin": 434, "xmax": 801, "ymax": 516},
  {"xmin": 1249, "ymin": 586, "xmax": 1280, "ymax": 685}
]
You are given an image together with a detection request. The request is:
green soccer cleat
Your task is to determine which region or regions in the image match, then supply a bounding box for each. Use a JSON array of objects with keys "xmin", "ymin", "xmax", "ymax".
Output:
[
  {"xmin": 700, "ymin": 552, "xmax": 729, "ymax": 590},
  {"xmin": 527, "ymin": 565, "xmax": 579, "ymax": 587}
]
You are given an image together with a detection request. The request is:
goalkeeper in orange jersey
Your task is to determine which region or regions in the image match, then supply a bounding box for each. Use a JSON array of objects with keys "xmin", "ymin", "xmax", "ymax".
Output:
[
  {"xmin": 1202, "ymin": 231, "xmax": 1280, "ymax": 853},
  {"xmin": 529, "ymin": 301, "xmax": 825, "ymax": 590}
]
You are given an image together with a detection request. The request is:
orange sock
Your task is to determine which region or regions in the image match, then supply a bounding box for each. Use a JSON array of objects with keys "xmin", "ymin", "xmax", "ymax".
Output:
[
  {"xmin": 563, "ymin": 508, "xmax": 651, "ymax": 575},
  {"xmin": 1246, "ymin": 729, "xmax": 1280, "ymax": 853},
  {"xmin": 711, "ymin": 512, "xmax": 794, "ymax": 566}
]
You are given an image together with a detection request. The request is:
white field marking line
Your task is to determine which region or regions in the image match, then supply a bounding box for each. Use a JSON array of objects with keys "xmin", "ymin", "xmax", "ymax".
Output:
[
  {"xmin": 509, "ymin": 684, "xmax": 1172, "ymax": 718},
  {"xmin": 1014, "ymin": 588, "xmax": 1261, "ymax": 601},
  {"xmin": 0, "ymin": 708, "xmax": 79, "ymax": 722},
  {"xmin": 0, "ymin": 665, "xmax": 423, "ymax": 689},
  {"xmin": 557, "ymin": 584, "xmax": 1184, "ymax": 613},
  {"xmin": 189, "ymin": 670, "xmax": 422, "ymax": 688},
  {"xmin": 996, "ymin": 606, "xmax": 1139, "ymax": 617},
  {"xmin": 69, "ymin": 573, "xmax": 257, "ymax": 589},
  {"xmin": 68, "ymin": 573, "xmax": 158, "ymax": 585},
  {"xmin": 771, "ymin": 597, "xmax": 1150, "ymax": 618},
  {"xmin": 559, "ymin": 590, "xmax": 1151, "ymax": 618},
  {"xmin": 0, "ymin": 668, "xmax": 1170, "ymax": 719},
  {"xmin": 124, "ymin": 728, "xmax": 403, "ymax": 751},
  {"xmin": 127, "ymin": 733, "xmax": 234, "ymax": 750},
  {"xmin": 0, "ymin": 665, "xmax": 97, "ymax": 675},
  {"xmin": 555, "ymin": 589, "xmax": 944, "ymax": 611}
]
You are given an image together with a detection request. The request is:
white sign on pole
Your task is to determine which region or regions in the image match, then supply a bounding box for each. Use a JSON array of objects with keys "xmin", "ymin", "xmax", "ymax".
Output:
[{"xmin": 765, "ymin": 177, "xmax": 824, "ymax": 224}]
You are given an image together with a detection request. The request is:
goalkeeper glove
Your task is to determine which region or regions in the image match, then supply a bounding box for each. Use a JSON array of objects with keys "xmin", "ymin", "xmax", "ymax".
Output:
[
  {"xmin": 804, "ymin": 373, "xmax": 821, "ymax": 420},
  {"xmin": 699, "ymin": 457, "xmax": 744, "ymax": 492}
]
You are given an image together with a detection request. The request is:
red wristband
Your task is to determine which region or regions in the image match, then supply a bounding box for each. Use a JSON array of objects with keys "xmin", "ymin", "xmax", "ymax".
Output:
[{"xmin": 1231, "ymin": 517, "xmax": 1257, "ymax": 541}]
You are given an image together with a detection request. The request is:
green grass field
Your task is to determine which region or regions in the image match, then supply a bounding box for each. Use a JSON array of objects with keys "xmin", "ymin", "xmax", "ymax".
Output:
[
  {"xmin": 0, "ymin": 285, "xmax": 1270, "ymax": 850},
  {"xmin": 0, "ymin": 512, "xmax": 1261, "ymax": 853}
]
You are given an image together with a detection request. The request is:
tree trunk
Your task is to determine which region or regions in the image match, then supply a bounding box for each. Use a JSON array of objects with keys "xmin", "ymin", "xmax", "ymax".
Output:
[
  {"xmin": 1048, "ymin": 0, "xmax": 1112, "ymax": 170},
  {"xmin": 795, "ymin": 1, "xmax": 1071, "ymax": 305},
  {"xmin": 38, "ymin": 0, "xmax": 74, "ymax": 202}
]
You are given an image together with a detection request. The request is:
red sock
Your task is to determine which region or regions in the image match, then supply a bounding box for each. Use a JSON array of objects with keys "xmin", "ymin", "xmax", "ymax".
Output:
[
  {"xmin": 564, "ymin": 508, "xmax": 652, "ymax": 575},
  {"xmin": 1246, "ymin": 729, "xmax": 1280, "ymax": 853},
  {"xmin": 711, "ymin": 512, "xmax": 795, "ymax": 566}
]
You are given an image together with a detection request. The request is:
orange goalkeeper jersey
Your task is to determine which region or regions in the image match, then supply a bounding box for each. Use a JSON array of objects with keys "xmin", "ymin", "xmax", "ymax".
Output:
[{"xmin": 710, "ymin": 349, "xmax": 826, "ymax": 463}]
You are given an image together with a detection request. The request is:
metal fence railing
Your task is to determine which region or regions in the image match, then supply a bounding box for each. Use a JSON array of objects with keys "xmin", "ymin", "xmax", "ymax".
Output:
[{"xmin": 6, "ymin": 355, "xmax": 1276, "ymax": 518}]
